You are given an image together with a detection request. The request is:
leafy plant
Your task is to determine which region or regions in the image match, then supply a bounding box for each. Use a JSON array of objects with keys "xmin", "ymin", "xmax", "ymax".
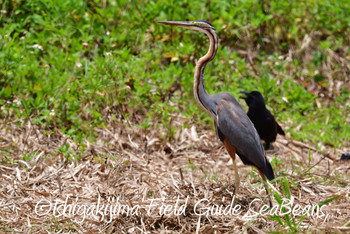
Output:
[
  {"xmin": 0, "ymin": 0, "xmax": 348, "ymax": 155},
  {"xmin": 268, "ymin": 177, "xmax": 342, "ymax": 232}
]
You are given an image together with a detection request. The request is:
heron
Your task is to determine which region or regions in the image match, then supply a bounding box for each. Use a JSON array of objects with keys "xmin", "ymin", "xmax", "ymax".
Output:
[
  {"xmin": 158, "ymin": 20, "xmax": 275, "ymax": 205},
  {"xmin": 241, "ymin": 90, "xmax": 285, "ymax": 150}
]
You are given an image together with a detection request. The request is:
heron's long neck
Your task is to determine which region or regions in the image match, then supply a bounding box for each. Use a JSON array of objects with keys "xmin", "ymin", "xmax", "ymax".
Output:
[{"xmin": 193, "ymin": 29, "xmax": 218, "ymax": 118}]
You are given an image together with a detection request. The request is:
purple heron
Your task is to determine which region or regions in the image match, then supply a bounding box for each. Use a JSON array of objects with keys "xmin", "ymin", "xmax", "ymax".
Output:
[{"xmin": 158, "ymin": 21, "xmax": 275, "ymax": 206}]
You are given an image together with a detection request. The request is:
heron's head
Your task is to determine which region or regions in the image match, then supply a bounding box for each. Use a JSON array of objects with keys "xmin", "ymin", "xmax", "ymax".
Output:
[{"xmin": 157, "ymin": 20, "xmax": 215, "ymax": 33}]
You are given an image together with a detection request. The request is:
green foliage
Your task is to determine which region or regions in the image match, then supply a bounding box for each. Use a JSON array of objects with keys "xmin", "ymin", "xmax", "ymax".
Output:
[
  {"xmin": 268, "ymin": 177, "xmax": 343, "ymax": 232},
  {"xmin": 0, "ymin": 0, "xmax": 348, "ymax": 149},
  {"xmin": 187, "ymin": 158, "xmax": 196, "ymax": 171}
]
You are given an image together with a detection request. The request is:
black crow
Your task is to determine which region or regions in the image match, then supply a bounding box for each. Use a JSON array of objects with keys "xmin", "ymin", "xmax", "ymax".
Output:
[{"xmin": 241, "ymin": 91, "xmax": 285, "ymax": 149}]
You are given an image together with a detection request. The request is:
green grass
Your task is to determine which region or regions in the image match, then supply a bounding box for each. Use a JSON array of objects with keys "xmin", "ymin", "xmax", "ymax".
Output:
[
  {"xmin": 0, "ymin": 0, "xmax": 349, "ymax": 149},
  {"xmin": 267, "ymin": 176, "xmax": 342, "ymax": 233}
]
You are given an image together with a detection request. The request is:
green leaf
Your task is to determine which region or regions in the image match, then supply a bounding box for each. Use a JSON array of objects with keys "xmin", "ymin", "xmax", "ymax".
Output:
[{"xmin": 317, "ymin": 195, "xmax": 342, "ymax": 207}]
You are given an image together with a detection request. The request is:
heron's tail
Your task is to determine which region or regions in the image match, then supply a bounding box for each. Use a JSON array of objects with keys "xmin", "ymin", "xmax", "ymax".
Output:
[
  {"xmin": 236, "ymin": 151, "xmax": 275, "ymax": 181},
  {"xmin": 263, "ymin": 159, "xmax": 275, "ymax": 181}
]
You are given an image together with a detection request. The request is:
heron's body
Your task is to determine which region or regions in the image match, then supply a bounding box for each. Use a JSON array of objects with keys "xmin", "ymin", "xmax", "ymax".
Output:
[
  {"xmin": 241, "ymin": 91, "xmax": 285, "ymax": 150},
  {"xmin": 158, "ymin": 20, "xmax": 275, "ymax": 204},
  {"xmin": 199, "ymin": 91, "xmax": 275, "ymax": 180}
]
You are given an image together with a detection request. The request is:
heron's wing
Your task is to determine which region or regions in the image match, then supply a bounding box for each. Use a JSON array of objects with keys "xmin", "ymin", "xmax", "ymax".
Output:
[{"xmin": 216, "ymin": 99, "xmax": 274, "ymax": 179}]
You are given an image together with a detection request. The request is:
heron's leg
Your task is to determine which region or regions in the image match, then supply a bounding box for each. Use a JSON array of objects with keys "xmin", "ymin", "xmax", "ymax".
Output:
[
  {"xmin": 223, "ymin": 138, "xmax": 239, "ymax": 203},
  {"xmin": 232, "ymin": 157, "xmax": 240, "ymax": 202},
  {"xmin": 258, "ymin": 171, "xmax": 273, "ymax": 208}
]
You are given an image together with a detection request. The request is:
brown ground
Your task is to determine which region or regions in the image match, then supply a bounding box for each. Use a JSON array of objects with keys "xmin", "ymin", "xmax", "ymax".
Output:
[{"xmin": 0, "ymin": 119, "xmax": 349, "ymax": 233}]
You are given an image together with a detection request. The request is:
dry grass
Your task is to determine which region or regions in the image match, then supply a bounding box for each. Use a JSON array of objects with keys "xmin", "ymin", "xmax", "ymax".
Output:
[{"xmin": 0, "ymin": 118, "xmax": 349, "ymax": 233}]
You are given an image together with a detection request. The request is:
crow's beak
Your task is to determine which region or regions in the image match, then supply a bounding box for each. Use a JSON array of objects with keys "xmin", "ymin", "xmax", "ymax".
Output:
[{"xmin": 240, "ymin": 91, "xmax": 250, "ymax": 99}]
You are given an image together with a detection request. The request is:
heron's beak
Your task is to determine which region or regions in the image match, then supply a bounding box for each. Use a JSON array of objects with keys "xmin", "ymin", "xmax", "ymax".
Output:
[
  {"xmin": 240, "ymin": 91, "xmax": 250, "ymax": 99},
  {"xmin": 157, "ymin": 21, "xmax": 195, "ymax": 30}
]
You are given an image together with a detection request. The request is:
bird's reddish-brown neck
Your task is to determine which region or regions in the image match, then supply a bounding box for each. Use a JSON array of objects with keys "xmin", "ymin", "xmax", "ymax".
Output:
[{"xmin": 193, "ymin": 28, "xmax": 218, "ymax": 119}]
